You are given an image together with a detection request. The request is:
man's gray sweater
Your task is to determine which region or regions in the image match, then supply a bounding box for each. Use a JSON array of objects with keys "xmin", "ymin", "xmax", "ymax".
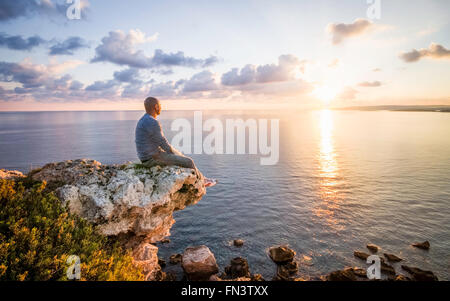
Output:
[{"xmin": 135, "ymin": 114, "xmax": 172, "ymax": 161}]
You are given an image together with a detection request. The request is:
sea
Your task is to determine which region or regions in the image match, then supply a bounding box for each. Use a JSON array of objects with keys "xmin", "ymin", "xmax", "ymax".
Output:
[{"xmin": 1, "ymin": 109, "xmax": 449, "ymax": 280}]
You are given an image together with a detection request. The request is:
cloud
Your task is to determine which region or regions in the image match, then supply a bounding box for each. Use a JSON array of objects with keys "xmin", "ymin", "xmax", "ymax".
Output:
[
  {"xmin": 327, "ymin": 18, "xmax": 373, "ymax": 44},
  {"xmin": 85, "ymin": 79, "xmax": 117, "ymax": 91},
  {"xmin": 0, "ymin": 58, "xmax": 150, "ymax": 101},
  {"xmin": 358, "ymin": 81, "xmax": 382, "ymax": 87},
  {"xmin": 0, "ymin": 33, "xmax": 45, "ymax": 50},
  {"xmin": 70, "ymin": 80, "xmax": 84, "ymax": 90},
  {"xmin": 91, "ymin": 29, "xmax": 218, "ymax": 70},
  {"xmin": 182, "ymin": 70, "xmax": 218, "ymax": 93},
  {"xmin": 221, "ymin": 64, "xmax": 256, "ymax": 86},
  {"xmin": 0, "ymin": 54, "xmax": 314, "ymax": 103},
  {"xmin": 149, "ymin": 81, "xmax": 179, "ymax": 98},
  {"xmin": 91, "ymin": 29, "xmax": 158, "ymax": 68},
  {"xmin": 0, "ymin": 60, "xmax": 51, "ymax": 88},
  {"xmin": 256, "ymin": 54, "xmax": 300, "ymax": 83},
  {"xmin": 113, "ymin": 68, "xmax": 142, "ymax": 83},
  {"xmin": 0, "ymin": 0, "xmax": 89, "ymax": 22},
  {"xmin": 46, "ymin": 58, "xmax": 84, "ymax": 73},
  {"xmin": 0, "ymin": 62, "xmax": 42, "ymax": 88},
  {"xmin": 49, "ymin": 36, "xmax": 89, "ymax": 55},
  {"xmin": 151, "ymin": 49, "xmax": 219, "ymax": 68},
  {"xmin": 0, "ymin": 58, "xmax": 84, "ymax": 101},
  {"xmin": 221, "ymin": 54, "xmax": 302, "ymax": 86},
  {"xmin": 399, "ymin": 43, "xmax": 450, "ymax": 63},
  {"xmin": 121, "ymin": 82, "xmax": 149, "ymax": 98}
]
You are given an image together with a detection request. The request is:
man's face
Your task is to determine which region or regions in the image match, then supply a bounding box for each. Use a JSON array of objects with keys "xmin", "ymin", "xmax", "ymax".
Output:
[{"xmin": 155, "ymin": 101, "xmax": 162, "ymax": 115}]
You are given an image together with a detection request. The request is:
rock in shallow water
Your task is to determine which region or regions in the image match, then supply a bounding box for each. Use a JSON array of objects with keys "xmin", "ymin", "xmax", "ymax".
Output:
[
  {"xmin": 354, "ymin": 251, "xmax": 370, "ymax": 260},
  {"xmin": 412, "ymin": 241, "xmax": 430, "ymax": 250},
  {"xmin": 384, "ymin": 253, "xmax": 403, "ymax": 262},
  {"xmin": 380, "ymin": 261, "xmax": 396, "ymax": 275},
  {"xmin": 276, "ymin": 261, "xmax": 299, "ymax": 281},
  {"xmin": 401, "ymin": 265, "xmax": 438, "ymax": 281},
  {"xmin": 182, "ymin": 245, "xmax": 219, "ymax": 281},
  {"xmin": 233, "ymin": 239, "xmax": 244, "ymax": 247},
  {"xmin": 224, "ymin": 257, "xmax": 250, "ymax": 279},
  {"xmin": 366, "ymin": 244, "xmax": 379, "ymax": 253},
  {"xmin": 169, "ymin": 253, "xmax": 183, "ymax": 264},
  {"xmin": 268, "ymin": 245, "xmax": 296, "ymax": 264},
  {"xmin": 327, "ymin": 268, "xmax": 357, "ymax": 281}
]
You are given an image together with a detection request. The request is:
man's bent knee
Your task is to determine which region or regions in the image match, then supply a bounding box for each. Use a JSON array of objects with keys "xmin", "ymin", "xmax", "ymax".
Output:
[{"xmin": 184, "ymin": 157, "xmax": 195, "ymax": 169}]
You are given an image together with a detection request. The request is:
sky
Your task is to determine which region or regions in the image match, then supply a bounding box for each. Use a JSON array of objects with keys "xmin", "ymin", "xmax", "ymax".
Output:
[{"xmin": 0, "ymin": 0, "xmax": 449, "ymax": 111}]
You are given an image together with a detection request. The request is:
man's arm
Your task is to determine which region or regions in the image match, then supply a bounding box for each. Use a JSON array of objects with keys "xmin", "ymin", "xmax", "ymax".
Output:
[{"xmin": 152, "ymin": 120, "xmax": 174, "ymax": 154}]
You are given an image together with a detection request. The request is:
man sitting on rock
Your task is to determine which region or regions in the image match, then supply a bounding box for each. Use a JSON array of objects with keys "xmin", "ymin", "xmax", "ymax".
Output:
[{"xmin": 135, "ymin": 97, "xmax": 215, "ymax": 187}]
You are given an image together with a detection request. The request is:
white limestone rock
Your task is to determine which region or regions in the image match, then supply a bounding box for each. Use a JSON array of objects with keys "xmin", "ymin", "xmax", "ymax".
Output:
[{"xmin": 31, "ymin": 159, "xmax": 206, "ymax": 242}]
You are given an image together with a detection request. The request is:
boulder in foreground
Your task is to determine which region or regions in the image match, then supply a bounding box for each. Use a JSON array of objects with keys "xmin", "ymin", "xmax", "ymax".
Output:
[{"xmin": 182, "ymin": 245, "xmax": 219, "ymax": 281}]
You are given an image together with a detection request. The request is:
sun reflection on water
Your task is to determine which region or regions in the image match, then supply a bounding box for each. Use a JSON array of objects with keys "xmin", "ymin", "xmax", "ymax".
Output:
[{"xmin": 313, "ymin": 109, "xmax": 344, "ymax": 230}]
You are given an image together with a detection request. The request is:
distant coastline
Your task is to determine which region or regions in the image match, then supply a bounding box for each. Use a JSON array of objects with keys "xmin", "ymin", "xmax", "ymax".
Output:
[{"xmin": 334, "ymin": 105, "xmax": 450, "ymax": 113}]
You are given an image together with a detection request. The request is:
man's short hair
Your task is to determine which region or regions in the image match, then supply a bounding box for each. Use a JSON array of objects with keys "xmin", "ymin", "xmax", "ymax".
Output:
[{"xmin": 144, "ymin": 97, "xmax": 159, "ymax": 110}]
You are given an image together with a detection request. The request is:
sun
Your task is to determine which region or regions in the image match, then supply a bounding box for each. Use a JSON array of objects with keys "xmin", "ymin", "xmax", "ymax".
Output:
[{"xmin": 312, "ymin": 85, "xmax": 341, "ymax": 105}]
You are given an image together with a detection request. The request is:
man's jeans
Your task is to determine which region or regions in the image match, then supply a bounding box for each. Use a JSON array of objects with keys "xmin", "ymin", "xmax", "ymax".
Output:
[{"xmin": 142, "ymin": 151, "xmax": 195, "ymax": 169}]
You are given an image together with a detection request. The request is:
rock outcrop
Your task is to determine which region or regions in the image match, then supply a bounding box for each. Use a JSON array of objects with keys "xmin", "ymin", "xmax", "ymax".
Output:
[
  {"xmin": 30, "ymin": 159, "xmax": 205, "ymax": 240},
  {"xmin": 28, "ymin": 159, "xmax": 206, "ymax": 280}
]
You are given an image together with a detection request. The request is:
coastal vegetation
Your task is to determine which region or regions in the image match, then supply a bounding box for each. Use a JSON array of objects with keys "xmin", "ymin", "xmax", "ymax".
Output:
[{"xmin": 0, "ymin": 178, "xmax": 144, "ymax": 281}]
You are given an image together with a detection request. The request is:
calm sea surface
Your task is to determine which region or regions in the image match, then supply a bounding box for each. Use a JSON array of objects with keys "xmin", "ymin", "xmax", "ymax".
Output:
[{"xmin": 1, "ymin": 110, "xmax": 449, "ymax": 280}]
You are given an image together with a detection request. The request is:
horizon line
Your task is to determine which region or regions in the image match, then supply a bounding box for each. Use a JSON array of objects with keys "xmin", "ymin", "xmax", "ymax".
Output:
[{"xmin": 1, "ymin": 104, "xmax": 450, "ymax": 113}]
